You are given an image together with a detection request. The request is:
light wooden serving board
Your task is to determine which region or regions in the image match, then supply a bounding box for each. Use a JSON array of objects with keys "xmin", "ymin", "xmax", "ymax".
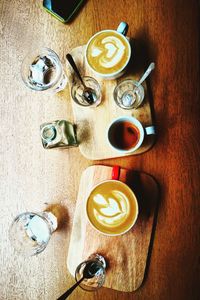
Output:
[
  {"xmin": 66, "ymin": 46, "xmax": 156, "ymax": 160},
  {"xmin": 67, "ymin": 165, "xmax": 159, "ymax": 292}
]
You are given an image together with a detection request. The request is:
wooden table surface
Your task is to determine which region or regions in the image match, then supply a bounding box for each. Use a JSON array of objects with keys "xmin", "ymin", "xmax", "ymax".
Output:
[{"xmin": 0, "ymin": 1, "xmax": 199, "ymax": 299}]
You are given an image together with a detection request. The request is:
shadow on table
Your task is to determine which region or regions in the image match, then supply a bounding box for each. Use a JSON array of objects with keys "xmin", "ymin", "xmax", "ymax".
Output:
[
  {"xmin": 126, "ymin": 170, "xmax": 161, "ymax": 288},
  {"xmin": 128, "ymin": 29, "xmax": 159, "ymax": 145},
  {"xmin": 45, "ymin": 203, "xmax": 69, "ymax": 230}
]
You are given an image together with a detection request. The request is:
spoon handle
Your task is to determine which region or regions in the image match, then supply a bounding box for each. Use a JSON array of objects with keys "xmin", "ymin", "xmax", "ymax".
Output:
[
  {"xmin": 66, "ymin": 54, "xmax": 86, "ymax": 88},
  {"xmin": 137, "ymin": 62, "xmax": 155, "ymax": 86},
  {"xmin": 57, "ymin": 276, "xmax": 85, "ymax": 300}
]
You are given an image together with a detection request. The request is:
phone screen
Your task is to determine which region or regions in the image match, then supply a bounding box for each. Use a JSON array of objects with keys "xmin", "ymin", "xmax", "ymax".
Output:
[{"xmin": 43, "ymin": 0, "xmax": 84, "ymax": 22}]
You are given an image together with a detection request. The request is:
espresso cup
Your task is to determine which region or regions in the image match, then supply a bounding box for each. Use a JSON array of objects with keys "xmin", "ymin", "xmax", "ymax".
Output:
[
  {"xmin": 85, "ymin": 166, "xmax": 139, "ymax": 236},
  {"xmin": 85, "ymin": 22, "xmax": 131, "ymax": 80},
  {"xmin": 107, "ymin": 116, "xmax": 155, "ymax": 153}
]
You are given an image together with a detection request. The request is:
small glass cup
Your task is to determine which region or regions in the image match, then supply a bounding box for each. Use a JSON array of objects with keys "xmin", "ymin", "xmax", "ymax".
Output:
[
  {"xmin": 21, "ymin": 48, "xmax": 67, "ymax": 93},
  {"xmin": 75, "ymin": 254, "xmax": 106, "ymax": 291},
  {"xmin": 71, "ymin": 76, "xmax": 101, "ymax": 107},
  {"xmin": 113, "ymin": 79, "xmax": 145, "ymax": 109},
  {"xmin": 9, "ymin": 211, "xmax": 57, "ymax": 256}
]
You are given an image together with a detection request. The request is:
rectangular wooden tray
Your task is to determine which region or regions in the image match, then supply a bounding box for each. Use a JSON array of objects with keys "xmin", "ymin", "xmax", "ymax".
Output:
[
  {"xmin": 66, "ymin": 46, "xmax": 155, "ymax": 160},
  {"xmin": 67, "ymin": 165, "xmax": 159, "ymax": 292}
]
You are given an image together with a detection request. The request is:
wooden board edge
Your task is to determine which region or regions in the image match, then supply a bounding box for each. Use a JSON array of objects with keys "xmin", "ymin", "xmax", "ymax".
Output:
[{"xmin": 78, "ymin": 136, "xmax": 156, "ymax": 160}]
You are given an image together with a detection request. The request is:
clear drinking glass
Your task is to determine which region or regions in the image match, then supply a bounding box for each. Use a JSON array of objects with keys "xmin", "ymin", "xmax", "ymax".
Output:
[
  {"xmin": 71, "ymin": 76, "xmax": 101, "ymax": 107},
  {"xmin": 9, "ymin": 211, "xmax": 57, "ymax": 256},
  {"xmin": 113, "ymin": 79, "xmax": 145, "ymax": 109},
  {"xmin": 75, "ymin": 254, "xmax": 106, "ymax": 291},
  {"xmin": 21, "ymin": 48, "xmax": 67, "ymax": 93}
]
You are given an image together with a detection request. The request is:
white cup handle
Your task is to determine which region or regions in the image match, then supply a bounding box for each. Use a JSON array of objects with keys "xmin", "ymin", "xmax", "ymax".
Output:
[
  {"xmin": 145, "ymin": 126, "xmax": 156, "ymax": 135},
  {"xmin": 117, "ymin": 22, "xmax": 128, "ymax": 36}
]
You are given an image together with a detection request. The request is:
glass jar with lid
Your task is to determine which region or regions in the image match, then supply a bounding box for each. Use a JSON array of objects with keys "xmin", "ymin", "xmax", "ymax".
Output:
[{"xmin": 40, "ymin": 120, "xmax": 78, "ymax": 149}]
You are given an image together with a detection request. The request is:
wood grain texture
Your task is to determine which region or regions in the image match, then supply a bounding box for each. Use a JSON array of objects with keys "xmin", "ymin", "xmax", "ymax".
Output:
[
  {"xmin": 67, "ymin": 46, "xmax": 155, "ymax": 160},
  {"xmin": 0, "ymin": 0, "xmax": 199, "ymax": 299},
  {"xmin": 67, "ymin": 165, "xmax": 159, "ymax": 292}
]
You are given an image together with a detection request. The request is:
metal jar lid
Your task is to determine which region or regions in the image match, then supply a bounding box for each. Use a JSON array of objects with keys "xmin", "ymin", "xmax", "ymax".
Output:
[{"xmin": 41, "ymin": 124, "xmax": 57, "ymax": 142}]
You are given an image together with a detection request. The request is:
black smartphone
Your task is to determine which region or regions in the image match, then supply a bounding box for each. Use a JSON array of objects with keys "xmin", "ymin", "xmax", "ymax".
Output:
[{"xmin": 43, "ymin": 0, "xmax": 84, "ymax": 23}]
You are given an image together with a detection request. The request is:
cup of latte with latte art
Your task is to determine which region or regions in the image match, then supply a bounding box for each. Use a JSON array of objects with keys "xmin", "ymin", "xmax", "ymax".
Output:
[
  {"xmin": 86, "ymin": 180, "xmax": 138, "ymax": 236},
  {"xmin": 85, "ymin": 22, "xmax": 131, "ymax": 79}
]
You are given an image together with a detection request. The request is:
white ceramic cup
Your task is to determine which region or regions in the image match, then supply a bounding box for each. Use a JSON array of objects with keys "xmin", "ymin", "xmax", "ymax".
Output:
[
  {"xmin": 107, "ymin": 116, "xmax": 155, "ymax": 153},
  {"xmin": 85, "ymin": 22, "xmax": 131, "ymax": 80}
]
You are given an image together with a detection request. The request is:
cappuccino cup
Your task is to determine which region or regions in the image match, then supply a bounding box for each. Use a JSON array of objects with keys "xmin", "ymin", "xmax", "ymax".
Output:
[
  {"xmin": 85, "ymin": 167, "xmax": 139, "ymax": 236},
  {"xmin": 85, "ymin": 22, "xmax": 131, "ymax": 80},
  {"xmin": 107, "ymin": 116, "xmax": 155, "ymax": 154}
]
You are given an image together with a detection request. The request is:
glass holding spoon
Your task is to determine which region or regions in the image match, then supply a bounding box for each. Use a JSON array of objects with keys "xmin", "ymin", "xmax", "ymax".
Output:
[
  {"xmin": 114, "ymin": 62, "xmax": 155, "ymax": 109},
  {"xmin": 71, "ymin": 76, "xmax": 101, "ymax": 107},
  {"xmin": 57, "ymin": 254, "xmax": 106, "ymax": 299},
  {"xmin": 66, "ymin": 53, "xmax": 101, "ymax": 107},
  {"xmin": 75, "ymin": 254, "xmax": 106, "ymax": 291}
]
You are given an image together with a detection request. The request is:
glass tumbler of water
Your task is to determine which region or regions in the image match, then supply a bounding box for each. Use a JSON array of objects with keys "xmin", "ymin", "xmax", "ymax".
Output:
[
  {"xmin": 113, "ymin": 79, "xmax": 145, "ymax": 109},
  {"xmin": 75, "ymin": 254, "xmax": 106, "ymax": 291},
  {"xmin": 21, "ymin": 48, "xmax": 67, "ymax": 93},
  {"xmin": 9, "ymin": 211, "xmax": 57, "ymax": 256}
]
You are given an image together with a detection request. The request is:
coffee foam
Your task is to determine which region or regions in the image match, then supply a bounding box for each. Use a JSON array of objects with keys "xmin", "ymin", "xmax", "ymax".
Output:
[
  {"xmin": 93, "ymin": 191, "xmax": 129, "ymax": 228},
  {"xmin": 86, "ymin": 31, "xmax": 130, "ymax": 75},
  {"xmin": 91, "ymin": 36, "xmax": 125, "ymax": 69},
  {"xmin": 86, "ymin": 181, "xmax": 137, "ymax": 235}
]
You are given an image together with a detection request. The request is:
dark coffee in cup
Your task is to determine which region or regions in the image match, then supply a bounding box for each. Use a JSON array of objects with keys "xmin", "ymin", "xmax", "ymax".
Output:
[
  {"xmin": 107, "ymin": 116, "xmax": 155, "ymax": 153},
  {"xmin": 108, "ymin": 120, "xmax": 140, "ymax": 150}
]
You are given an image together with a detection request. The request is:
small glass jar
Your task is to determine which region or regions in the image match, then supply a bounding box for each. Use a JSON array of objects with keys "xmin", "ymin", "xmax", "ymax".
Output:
[{"xmin": 40, "ymin": 120, "xmax": 78, "ymax": 149}]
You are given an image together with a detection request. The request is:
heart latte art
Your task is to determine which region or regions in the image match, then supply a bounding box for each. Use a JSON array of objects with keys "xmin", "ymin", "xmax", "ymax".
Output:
[
  {"xmin": 86, "ymin": 181, "xmax": 138, "ymax": 235},
  {"xmin": 86, "ymin": 31, "xmax": 130, "ymax": 75}
]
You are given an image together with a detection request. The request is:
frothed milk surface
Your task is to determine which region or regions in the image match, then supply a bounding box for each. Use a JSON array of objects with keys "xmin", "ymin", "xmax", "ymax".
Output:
[
  {"xmin": 86, "ymin": 31, "xmax": 130, "ymax": 75},
  {"xmin": 86, "ymin": 181, "xmax": 138, "ymax": 235}
]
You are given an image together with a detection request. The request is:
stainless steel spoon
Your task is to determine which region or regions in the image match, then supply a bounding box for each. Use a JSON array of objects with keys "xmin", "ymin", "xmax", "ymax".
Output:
[
  {"xmin": 57, "ymin": 276, "xmax": 85, "ymax": 300},
  {"xmin": 135, "ymin": 62, "xmax": 155, "ymax": 88},
  {"xmin": 66, "ymin": 53, "xmax": 96, "ymax": 104}
]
